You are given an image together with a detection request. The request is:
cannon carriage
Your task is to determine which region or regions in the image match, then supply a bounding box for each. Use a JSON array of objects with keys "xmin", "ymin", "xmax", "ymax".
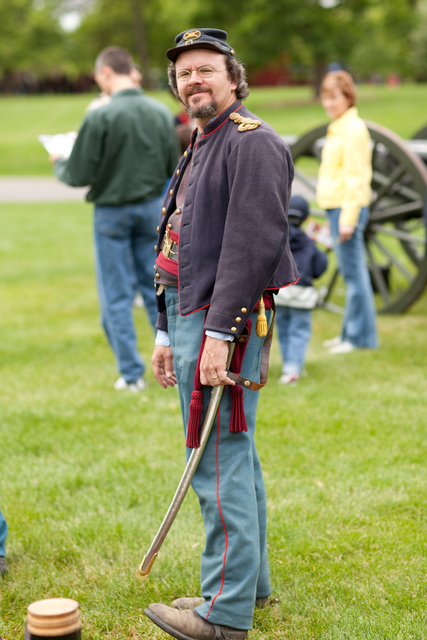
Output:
[{"xmin": 287, "ymin": 122, "xmax": 427, "ymax": 314}]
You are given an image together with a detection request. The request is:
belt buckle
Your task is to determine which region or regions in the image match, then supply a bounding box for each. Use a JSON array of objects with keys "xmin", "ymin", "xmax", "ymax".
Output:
[{"xmin": 162, "ymin": 229, "xmax": 174, "ymax": 259}]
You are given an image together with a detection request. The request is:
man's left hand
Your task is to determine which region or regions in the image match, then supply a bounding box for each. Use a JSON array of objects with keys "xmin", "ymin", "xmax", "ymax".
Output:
[{"xmin": 200, "ymin": 336, "xmax": 235, "ymax": 387}]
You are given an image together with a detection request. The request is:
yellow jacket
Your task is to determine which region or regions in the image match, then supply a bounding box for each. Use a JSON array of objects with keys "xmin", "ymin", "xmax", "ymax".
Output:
[{"xmin": 316, "ymin": 107, "xmax": 372, "ymax": 227}]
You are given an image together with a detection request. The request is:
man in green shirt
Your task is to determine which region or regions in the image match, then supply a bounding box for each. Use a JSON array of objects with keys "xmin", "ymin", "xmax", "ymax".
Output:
[{"xmin": 50, "ymin": 46, "xmax": 180, "ymax": 391}]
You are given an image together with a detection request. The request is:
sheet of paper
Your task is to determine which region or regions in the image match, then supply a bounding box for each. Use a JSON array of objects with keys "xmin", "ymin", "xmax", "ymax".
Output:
[{"xmin": 38, "ymin": 132, "xmax": 77, "ymax": 158}]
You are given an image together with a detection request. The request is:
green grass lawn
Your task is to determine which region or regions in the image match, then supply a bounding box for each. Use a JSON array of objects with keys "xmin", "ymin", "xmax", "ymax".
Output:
[
  {"xmin": 1, "ymin": 203, "xmax": 427, "ymax": 639},
  {"xmin": 1, "ymin": 83, "xmax": 427, "ymax": 175}
]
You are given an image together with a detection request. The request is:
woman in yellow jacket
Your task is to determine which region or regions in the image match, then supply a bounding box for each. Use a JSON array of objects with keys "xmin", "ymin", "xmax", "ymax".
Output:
[{"xmin": 317, "ymin": 70, "xmax": 378, "ymax": 354}]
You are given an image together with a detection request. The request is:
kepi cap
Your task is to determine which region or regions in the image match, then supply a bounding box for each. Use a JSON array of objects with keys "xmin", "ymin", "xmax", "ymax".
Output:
[
  {"xmin": 167, "ymin": 28, "xmax": 236, "ymax": 62},
  {"xmin": 288, "ymin": 195, "xmax": 310, "ymax": 225}
]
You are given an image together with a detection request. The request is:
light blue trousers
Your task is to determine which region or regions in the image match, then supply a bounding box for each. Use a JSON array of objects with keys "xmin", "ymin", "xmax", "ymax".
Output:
[
  {"xmin": 165, "ymin": 288, "xmax": 271, "ymax": 631},
  {"xmin": 0, "ymin": 509, "xmax": 7, "ymax": 557},
  {"xmin": 275, "ymin": 306, "xmax": 312, "ymax": 375}
]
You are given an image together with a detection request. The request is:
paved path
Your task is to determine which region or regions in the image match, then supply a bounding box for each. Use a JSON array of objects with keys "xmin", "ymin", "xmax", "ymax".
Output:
[
  {"xmin": 0, "ymin": 176, "xmax": 312, "ymax": 203},
  {"xmin": 0, "ymin": 177, "xmax": 88, "ymax": 202}
]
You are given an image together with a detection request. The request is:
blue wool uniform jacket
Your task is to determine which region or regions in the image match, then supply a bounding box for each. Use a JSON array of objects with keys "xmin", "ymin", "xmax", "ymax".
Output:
[{"xmin": 156, "ymin": 100, "xmax": 299, "ymax": 337}]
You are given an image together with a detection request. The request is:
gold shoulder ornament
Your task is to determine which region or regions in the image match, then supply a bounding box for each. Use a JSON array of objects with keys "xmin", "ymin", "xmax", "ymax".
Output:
[{"xmin": 229, "ymin": 112, "xmax": 261, "ymax": 132}]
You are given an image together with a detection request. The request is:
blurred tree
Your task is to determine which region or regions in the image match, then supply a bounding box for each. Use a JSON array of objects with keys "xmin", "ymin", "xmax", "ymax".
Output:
[
  {"xmin": 349, "ymin": 0, "xmax": 416, "ymax": 80},
  {"xmin": 410, "ymin": 0, "xmax": 427, "ymax": 81},
  {"xmin": 191, "ymin": 0, "xmax": 371, "ymax": 93},
  {"xmin": 0, "ymin": 0, "xmax": 422, "ymax": 91},
  {"xmin": 0, "ymin": 0, "xmax": 65, "ymax": 79},
  {"xmin": 190, "ymin": 0, "xmax": 418, "ymax": 93},
  {"xmin": 65, "ymin": 0, "xmax": 199, "ymax": 87}
]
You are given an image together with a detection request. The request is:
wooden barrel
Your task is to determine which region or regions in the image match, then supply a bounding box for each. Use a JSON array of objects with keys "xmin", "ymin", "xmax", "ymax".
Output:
[{"xmin": 25, "ymin": 598, "xmax": 81, "ymax": 639}]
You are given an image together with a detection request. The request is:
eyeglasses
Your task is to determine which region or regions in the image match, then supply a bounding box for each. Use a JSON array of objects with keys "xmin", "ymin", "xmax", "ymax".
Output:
[{"xmin": 176, "ymin": 66, "xmax": 224, "ymax": 82}]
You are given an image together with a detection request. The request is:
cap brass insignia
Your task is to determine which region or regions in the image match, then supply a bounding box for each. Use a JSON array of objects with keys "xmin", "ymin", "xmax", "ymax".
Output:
[
  {"xmin": 184, "ymin": 30, "xmax": 201, "ymax": 45},
  {"xmin": 229, "ymin": 112, "xmax": 261, "ymax": 131}
]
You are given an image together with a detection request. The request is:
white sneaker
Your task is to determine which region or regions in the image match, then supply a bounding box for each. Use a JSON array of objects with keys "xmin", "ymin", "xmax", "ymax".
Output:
[
  {"xmin": 133, "ymin": 293, "xmax": 144, "ymax": 308},
  {"xmin": 323, "ymin": 336, "xmax": 342, "ymax": 348},
  {"xmin": 114, "ymin": 376, "xmax": 147, "ymax": 392},
  {"xmin": 278, "ymin": 372, "xmax": 300, "ymax": 385},
  {"xmin": 328, "ymin": 341, "xmax": 355, "ymax": 354}
]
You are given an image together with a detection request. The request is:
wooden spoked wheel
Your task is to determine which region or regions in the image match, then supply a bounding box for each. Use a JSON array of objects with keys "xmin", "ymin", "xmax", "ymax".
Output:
[{"xmin": 290, "ymin": 121, "xmax": 427, "ymax": 313}]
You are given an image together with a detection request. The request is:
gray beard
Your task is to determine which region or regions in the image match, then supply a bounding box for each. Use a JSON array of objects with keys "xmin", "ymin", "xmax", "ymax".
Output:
[{"xmin": 186, "ymin": 99, "xmax": 217, "ymax": 120}]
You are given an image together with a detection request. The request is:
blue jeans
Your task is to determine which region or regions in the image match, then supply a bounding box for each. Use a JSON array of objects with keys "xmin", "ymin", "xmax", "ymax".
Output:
[
  {"xmin": 94, "ymin": 197, "xmax": 161, "ymax": 383},
  {"xmin": 275, "ymin": 306, "xmax": 312, "ymax": 375},
  {"xmin": 165, "ymin": 288, "xmax": 271, "ymax": 630},
  {"xmin": 0, "ymin": 509, "xmax": 7, "ymax": 557},
  {"xmin": 328, "ymin": 207, "xmax": 378, "ymax": 349}
]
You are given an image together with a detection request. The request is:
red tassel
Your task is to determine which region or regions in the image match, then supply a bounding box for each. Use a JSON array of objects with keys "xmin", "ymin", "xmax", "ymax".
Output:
[
  {"xmin": 187, "ymin": 390, "xmax": 204, "ymax": 448},
  {"xmin": 230, "ymin": 385, "xmax": 248, "ymax": 432},
  {"xmin": 186, "ymin": 330, "xmax": 207, "ymax": 448}
]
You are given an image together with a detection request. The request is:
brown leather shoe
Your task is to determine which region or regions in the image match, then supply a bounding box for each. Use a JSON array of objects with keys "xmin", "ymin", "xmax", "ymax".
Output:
[
  {"xmin": 145, "ymin": 603, "xmax": 248, "ymax": 640},
  {"xmin": 171, "ymin": 596, "xmax": 270, "ymax": 610}
]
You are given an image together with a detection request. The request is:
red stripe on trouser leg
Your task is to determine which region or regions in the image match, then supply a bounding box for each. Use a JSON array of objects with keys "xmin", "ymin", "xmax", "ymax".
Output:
[{"xmin": 205, "ymin": 405, "xmax": 228, "ymax": 619}]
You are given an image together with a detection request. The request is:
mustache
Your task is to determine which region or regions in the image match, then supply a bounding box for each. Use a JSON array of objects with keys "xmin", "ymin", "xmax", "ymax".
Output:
[{"xmin": 185, "ymin": 87, "xmax": 211, "ymax": 97}]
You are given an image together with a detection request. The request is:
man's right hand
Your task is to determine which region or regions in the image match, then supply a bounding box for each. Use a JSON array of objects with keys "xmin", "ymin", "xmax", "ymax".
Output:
[{"xmin": 152, "ymin": 346, "xmax": 177, "ymax": 388}]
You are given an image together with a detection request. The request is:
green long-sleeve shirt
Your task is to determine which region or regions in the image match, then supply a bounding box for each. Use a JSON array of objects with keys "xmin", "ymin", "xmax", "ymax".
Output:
[{"xmin": 54, "ymin": 88, "xmax": 180, "ymax": 206}]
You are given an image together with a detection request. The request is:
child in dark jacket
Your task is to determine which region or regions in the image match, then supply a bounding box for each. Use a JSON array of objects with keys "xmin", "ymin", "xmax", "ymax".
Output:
[{"xmin": 275, "ymin": 195, "xmax": 328, "ymax": 384}]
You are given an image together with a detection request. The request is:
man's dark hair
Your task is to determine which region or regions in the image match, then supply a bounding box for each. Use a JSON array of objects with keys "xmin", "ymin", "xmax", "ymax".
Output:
[
  {"xmin": 168, "ymin": 56, "xmax": 250, "ymax": 102},
  {"xmin": 95, "ymin": 46, "xmax": 133, "ymax": 75}
]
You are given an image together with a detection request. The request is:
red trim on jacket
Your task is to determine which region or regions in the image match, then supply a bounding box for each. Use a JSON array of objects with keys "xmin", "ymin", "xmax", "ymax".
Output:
[{"xmin": 202, "ymin": 104, "xmax": 244, "ymax": 138}]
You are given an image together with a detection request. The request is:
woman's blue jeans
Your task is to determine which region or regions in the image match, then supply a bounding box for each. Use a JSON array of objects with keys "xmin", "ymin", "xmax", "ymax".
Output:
[
  {"xmin": 165, "ymin": 287, "xmax": 271, "ymax": 630},
  {"xmin": 94, "ymin": 197, "xmax": 161, "ymax": 383},
  {"xmin": 328, "ymin": 207, "xmax": 378, "ymax": 349},
  {"xmin": 275, "ymin": 306, "xmax": 312, "ymax": 374}
]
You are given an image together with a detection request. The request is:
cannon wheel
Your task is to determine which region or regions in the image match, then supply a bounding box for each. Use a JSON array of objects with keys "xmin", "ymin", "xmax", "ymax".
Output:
[{"xmin": 290, "ymin": 121, "xmax": 427, "ymax": 314}]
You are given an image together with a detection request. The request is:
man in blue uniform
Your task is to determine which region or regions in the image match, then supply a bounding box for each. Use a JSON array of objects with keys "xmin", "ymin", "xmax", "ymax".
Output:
[{"xmin": 145, "ymin": 29, "xmax": 299, "ymax": 640}]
